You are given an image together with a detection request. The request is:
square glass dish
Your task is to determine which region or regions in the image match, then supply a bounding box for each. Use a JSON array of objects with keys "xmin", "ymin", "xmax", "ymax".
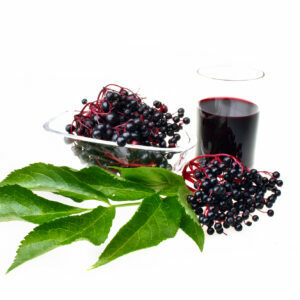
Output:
[{"xmin": 43, "ymin": 111, "xmax": 196, "ymax": 172}]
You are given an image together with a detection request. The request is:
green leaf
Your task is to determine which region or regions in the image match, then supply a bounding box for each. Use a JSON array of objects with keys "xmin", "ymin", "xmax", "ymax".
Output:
[
  {"xmin": 177, "ymin": 186, "xmax": 204, "ymax": 251},
  {"xmin": 117, "ymin": 167, "xmax": 183, "ymax": 193},
  {"xmin": 66, "ymin": 166, "xmax": 155, "ymax": 201},
  {"xmin": 0, "ymin": 185, "xmax": 87, "ymax": 224},
  {"xmin": 118, "ymin": 167, "xmax": 199, "ymax": 223},
  {"xmin": 177, "ymin": 185, "xmax": 199, "ymax": 223},
  {"xmin": 7, "ymin": 205, "xmax": 115, "ymax": 273},
  {"xmin": 90, "ymin": 194, "xmax": 182, "ymax": 269},
  {"xmin": 180, "ymin": 210, "xmax": 204, "ymax": 251},
  {"xmin": 118, "ymin": 167, "xmax": 204, "ymax": 249},
  {"xmin": 0, "ymin": 163, "xmax": 109, "ymax": 203}
]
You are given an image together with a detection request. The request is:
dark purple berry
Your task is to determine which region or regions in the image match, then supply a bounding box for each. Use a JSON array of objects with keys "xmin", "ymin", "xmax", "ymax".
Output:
[{"xmin": 183, "ymin": 117, "xmax": 190, "ymax": 124}]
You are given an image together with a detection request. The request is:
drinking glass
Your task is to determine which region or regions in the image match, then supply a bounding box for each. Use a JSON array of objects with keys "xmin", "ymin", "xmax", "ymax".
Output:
[{"xmin": 196, "ymin": 65, "xmax": 265, "ymax": 167}]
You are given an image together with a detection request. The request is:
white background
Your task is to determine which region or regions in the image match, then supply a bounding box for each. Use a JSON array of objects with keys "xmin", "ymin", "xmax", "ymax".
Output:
[{"xmin": 0, "ymin": 0, "xmax": 299, "ymax": 299}]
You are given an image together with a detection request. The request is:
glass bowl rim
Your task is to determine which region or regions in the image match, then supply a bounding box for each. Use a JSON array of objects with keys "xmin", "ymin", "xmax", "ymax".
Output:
[{"xmin": 43, "ymin": 111, "xmax": 196, "ymax": 153}]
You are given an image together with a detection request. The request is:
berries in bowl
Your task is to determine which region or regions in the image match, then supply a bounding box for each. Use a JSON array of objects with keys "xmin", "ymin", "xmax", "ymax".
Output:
[{"xmin": 44, "ymin": 84, "xmax": 195, "ymax": 171}]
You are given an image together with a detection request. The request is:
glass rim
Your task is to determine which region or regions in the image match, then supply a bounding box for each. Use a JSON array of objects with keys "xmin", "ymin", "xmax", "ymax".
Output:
[{"xmin": 196, "ymin": 65, "xmax": 265, "ymax": 82}]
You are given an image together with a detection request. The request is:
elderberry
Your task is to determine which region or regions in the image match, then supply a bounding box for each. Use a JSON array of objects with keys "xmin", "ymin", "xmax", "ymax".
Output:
[
  {"xmin": 183, "ymin": 154, "xmax": 283, "ymax": 236},
  {"xmin": 207, "ymin": 227, "xmax": 215, "ymax": 235},
  {"xmin": 65, "ymin": 124, "xmax": 74, "ymax": 133},
  {"xmin": 116, "ymin": 136, "xmax": 126, "ymax": 147},
  {"xmin": 69, "ymin": 85, "xmax": 191, "ymax": 149},
  {"xmin": 183, "ymin": 117, "xmax": 190, "ymax": 124}
]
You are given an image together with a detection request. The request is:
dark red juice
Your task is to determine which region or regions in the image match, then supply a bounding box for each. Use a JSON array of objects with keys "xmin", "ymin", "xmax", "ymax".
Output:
[{"xmin": 197, "ymin": 97, "xmax": 259, "ymax": 167}]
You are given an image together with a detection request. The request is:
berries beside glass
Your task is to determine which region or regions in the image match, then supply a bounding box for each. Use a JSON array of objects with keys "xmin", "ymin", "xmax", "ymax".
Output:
[{"xmin": 183, "ymin": 154, "xmax": 283, "ymax": 235}]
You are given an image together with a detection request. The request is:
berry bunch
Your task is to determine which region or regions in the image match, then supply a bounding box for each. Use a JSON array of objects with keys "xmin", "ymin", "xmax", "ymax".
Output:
[
  {"xmin": 66, "ymin": 84, "xmax": 190, "ymax": 148},
  {"xmin": 182, "ymin": 154, "xmax": 283, "ymax": 235}
]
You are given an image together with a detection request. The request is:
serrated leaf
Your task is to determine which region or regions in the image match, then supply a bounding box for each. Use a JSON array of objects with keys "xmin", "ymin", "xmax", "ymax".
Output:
[
  {"xmin": 0, "ymin": 163, "xmax": 109, "ymax": 203},
  {"xmin": 65, "ymin": 166, "xmax": 155, "ymax": 201},
  {"xmin": 119, "ymin": 167, "xmax": 203, "ymax": 249},
  {"xmin": 7, "ymin": 205, "xmax": 115, "ymax": 273},
  {"xmin": 91, "ymin": 194, "xmax": 182, "ymax": 269},
  {"xmin": 0, "ymin": 185, "xmax": 87, "ymax": 224},
  {"xmin": 117, "ymin": 167, "xmax": 183, "ymax": 192},
  {"xmin": 180, "ymin": 210, "xmax": 204, "ymax": 251},
  {"xmin": 177, "ymin": 185, "xmax": 199, "ymax": 223},
  {"xmin": 118, "ymin": 167, "xmax": 199, "ymax": 223}
]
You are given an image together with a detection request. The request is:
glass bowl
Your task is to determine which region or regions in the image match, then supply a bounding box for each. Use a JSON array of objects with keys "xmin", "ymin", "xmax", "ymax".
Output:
[{"xmin": 43, "ymin": 111, "xmax": 196, "ymax": 173}]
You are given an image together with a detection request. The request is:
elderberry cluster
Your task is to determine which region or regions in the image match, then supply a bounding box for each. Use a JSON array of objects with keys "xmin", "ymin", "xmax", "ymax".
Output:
[
  {"xmin": 65, "ymin": 84, "xmax": 190, "ymax": 148},
  {"xmin": 184, "ymin": 155, "xmax": 283, "ymax": 235}
]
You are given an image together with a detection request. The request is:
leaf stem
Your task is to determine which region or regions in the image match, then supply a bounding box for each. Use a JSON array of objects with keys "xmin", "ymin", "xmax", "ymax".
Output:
[{"xmin": 112, "ymin": 202, "xmax": 142, "ymax": 208}]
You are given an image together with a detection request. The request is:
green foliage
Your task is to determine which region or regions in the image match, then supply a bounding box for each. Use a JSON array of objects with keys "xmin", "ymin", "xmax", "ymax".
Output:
[
  {"xmin": 0, "ymin": 163, "xmax": 109, "ymax": 203},
  {"xmin": 0, "ymin": 164, "xmax": 204, "ymax": 273},
  {"xmin": 180, "ymin": 210, "xmax": 205, "ymax": 251},
  {"xmin": 0, "ymin": 185, "xmax": 87, "ymax": 224},
  {"xmin": 91, "ymin": 194, "xmax": 182, "ymax": 268},
  {"xmin": 117, "ymin": 167, "xmax": 183, "ymax": 192},
  {"xmin": 118, "ymin": 167, "xmax": 199, "ymax": 223},
  {"xmin": 66, "ymin": 166, "xmax": 155, "ymax": 201},
  {"xmin": 7, "ymin": 206, "xmax": 115, "ymax": 273}
]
